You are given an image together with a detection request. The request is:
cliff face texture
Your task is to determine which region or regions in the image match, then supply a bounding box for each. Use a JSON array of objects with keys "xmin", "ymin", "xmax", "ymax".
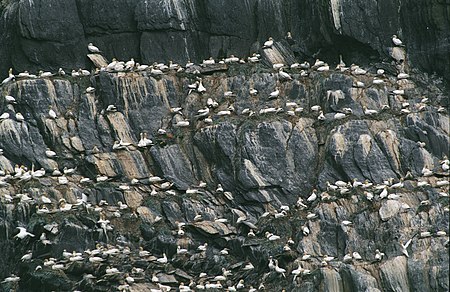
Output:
[
  {"xmin": 0, "ymin": 1, "xmax": 449, "ymax": 292},
  {"xmin": 0, "ymin": 0, "xmax": 449, "ymax": 81}
]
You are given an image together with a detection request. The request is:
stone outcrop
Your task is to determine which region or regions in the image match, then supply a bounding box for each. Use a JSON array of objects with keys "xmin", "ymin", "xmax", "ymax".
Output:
[
  {"xmin": 0, "ymin": 1, "xmax": 449, "ymax": 291},
  {"xmin": 0, "ymin": 0, "xmax": 449, "ymax": 82}
]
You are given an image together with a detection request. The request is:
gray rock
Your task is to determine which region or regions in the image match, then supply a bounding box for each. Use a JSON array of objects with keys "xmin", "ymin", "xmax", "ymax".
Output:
[{"xmin": 379, "ymin": 200, "xmax": 402, "ymax": 221}]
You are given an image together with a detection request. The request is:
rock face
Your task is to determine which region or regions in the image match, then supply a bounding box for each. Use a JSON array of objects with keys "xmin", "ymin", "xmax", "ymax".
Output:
[
  {"xmin": 0, "ymin": 0, "xmax": 449, "ymax": 82},
  {"xmin": 0, "ymin": 2, "xmax": 449, "ymax": 292}
]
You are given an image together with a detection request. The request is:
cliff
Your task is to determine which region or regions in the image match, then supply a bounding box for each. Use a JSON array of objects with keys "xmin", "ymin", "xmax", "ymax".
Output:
[
  {"xmin": 0, "ymin": 0, "xmax": 449, "ymax": 82},
  {"xmin": 0, "ymin": 1, "xmax": 449, "ymax": 292}
]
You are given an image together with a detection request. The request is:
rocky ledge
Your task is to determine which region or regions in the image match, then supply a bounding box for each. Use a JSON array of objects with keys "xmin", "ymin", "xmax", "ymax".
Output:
[{"xmin": 0, "ymin": 36, "xmax": 449, "ymax": 291}]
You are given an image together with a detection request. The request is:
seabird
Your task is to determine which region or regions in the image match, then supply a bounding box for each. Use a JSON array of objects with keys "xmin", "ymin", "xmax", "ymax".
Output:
[
  {"xmin": 265, "ymin": 232, "xmax": 280, "ymax": 241},
  {"xmin": 400, "ymin": 238, "xmax": 413, "ymax": 257},
  {"xmin": 363, "ymin": 106, "xmax": 378, "ymax": 115},
  {"xmin": 392, "ymin": 35, "xmax": 403, "ymax": 46},
  {"xmin": 14, "ymin": 227, "xmax": 35, "ymax": 240},
  {"xmin": 48, "ymin": 107, "xmax": 57, "ymax": 119},
  {"xmin": 375, "ymin": 249, "xmax": 384, "ymax": 261},
  {"xmin": 278, "ymin": 69, "xmax": 292, "ymax": 80},
  {"xmin": 5, "ymin": 95, "xmax": 16, "ymax": 104},
  {"xmin": 1, "ymin": 68, "xmax": 15, "ymax": 85},
  {"xmin": 0, "ymin": 112, "xmax": 10, "ymax": 120},
  {"xmin": 157, "ymin": 253, "xmax": 168, "ymax": 264},
  {"xmin": 2, "ymin": 274, "xmax": 20, "ymax": 284},
  {"xmin": 263, "ymin": 37, "xmax": 274, "ymax": 48},
  {"xmin": 248, "ymin": 53, "xmax": 260, "ymax": 63},
  {"xmin": 274, "ymin": 260, "xmax": 286, "ymax": 277},
  {"xmin": 15, "ymin": 113, "xmax": 24, "ymax": 122},
  {"xmin": 87, "ymin": 43, "xmax": 101, "ymax": 53},
  {"xmin": 197, "ymin": 80, "xmax": 206, "ymax": 93},
  {"xmin": 352, "ymin": 251, "xmax": 363, "ymax": 260},
  {"xmin": 269, "ymin": 87, "xmax": 280, "ymax": 99},
  {"xmin": 202, "ymin": 57, "xmax": 215, "ymax": 66},
  {"xmin": 45, "ymin": 148, "xmax": 57, "ymax": 158}
]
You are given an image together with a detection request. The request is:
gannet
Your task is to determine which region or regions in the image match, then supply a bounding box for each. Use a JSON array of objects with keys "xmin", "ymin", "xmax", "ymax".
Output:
[
  {"xmin": 375, "ymin": 249, "xmax": 384, "ymax": 261},
  {"xmin": 198, "ymin": 243, "xmax": 208, "ymax": 251},
  {"xmin": 202, "ymin": 57, "xmax": 215, "ymax": 65},
  {"xmin": 317, "ymin": 111, "xmax": 326, "ymax": 121},
  {"xmin": 265, "ymin": 232, "xmax": 280, "ymax": 241},
  {"xmin": 48, "ymin": 107, "xmax": 57, "ymax": 119},
  {"xmin": 307, "ymin": 189, "xmax": 317, "ymax": 202},
  {"xmin": 334, "ymin": 112, "xmax": 346, "ymax": 119},
  {"xmin": 279, "ymin": 69, "xmax": 292, "ymax": 80},
  {"xmin": 364, "ymin": 106, "xmax": 378, "ymax": 115},
  {"xmin": 157, "ymin": 253, "xmax": 168, "ymax": 264},
  {"xmin": 302, "ymin": 225, "xmax": 310, "ymax": 236},
  {"xmin": 269, "ymin": 87, "xmax": 280, "ymax": 99},
  {"xmin": 15, "ymin": 112, "xmax": 24, "ymax": 122},
  {"xmin": 421, "ymin": 167, "xmax": 433, "ymax": 177},
  {"xmin": 401, "ymin": 238, "xmax": 413, "ymax": 257},
  {"xmin": 248, "ymin": 55, "xmax": 259, "ymax": 64},
  {"xmin": 0, "ymin": 112, "xmax": 10, "ymax": 120},
  {"xmin": 273, "ymin": 63, "xmax": 284, "ymax": 70},
  {"xmin": 176, "ymin": 120, "xmax": 190, "ymax": 127},
  {"xmin": 397, "ymin": 72, "xmax": 409, "ymax": 79},
  {"xmin": 392, "ymin": 35, "xmax": 403, "ymax": 46},
  {"xmin": 353, "ymin": 67, "xmax": 367, "ymax": 75},
  {"xmin": 88, "ymin": 43, "xmax": 101, "ymax": 53},
  {"xmin": 45, "ymin": 148, "xmax": 57, "ymax": 158},
  {"xmin": 2, "ymin": 274, "xmax": 20, "ymax": 283},
  {"xmin": 263, "ymin": 37, "xmax": 274, "ymax": 48},
  {"xmin": 14, "ymin": 227, "xmax": 35, "ymax": 239},
  {"xmin": 243, "ymin": 262, "xmax": 254, "ymax": 270},
  {"xmin": 1, "ymin": 68, "xmax": 15, "ymax": 85},
  {"xmin": 21, "ymin": 251, "xmax": 32, "ymax": 261},
  {"xmin": 343, "ymin": 253, "xmax": 353, "ymax": 263},
  {"xmin": 373, "ymin": 78, "xmax": 384, "ymax": 85},
  {"xmin": 306, "ymin": 212, "xmax": 317, "ymax": 220},
  {"xmin": 197, "ymin": 80, "xmax": 206, "ymax": 93},
  {"xmin": 317, "ymin": 65, "xmax": 330, "ymax": 72},
  {"xmin": 352, "ymin": 252, "xmax": 362, "ymax": 260},
  {"xmin": 5, "ymin": 95, "xmax": 16, "ymax": 104},
  {"xmin": 274, "ymin": 260, "xmax": 286, "ymax": 277},
  {"xmin": 177, "ymin": 245, "xmax": 188, "ymax": 255}
]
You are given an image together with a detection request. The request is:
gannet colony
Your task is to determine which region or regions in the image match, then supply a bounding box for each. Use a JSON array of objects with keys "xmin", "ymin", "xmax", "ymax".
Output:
[{"xmin": 0, "ymin": 1, "xmax": 448, "ymax": 291}]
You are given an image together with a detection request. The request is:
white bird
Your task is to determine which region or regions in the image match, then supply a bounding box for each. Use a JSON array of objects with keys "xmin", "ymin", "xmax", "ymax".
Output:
[
  {"xmin": 401, "ymin": 238, "xmax": 413, "ymax": 257},
  {"xmin": 197, "ymin": 80, "xmax": 206, "ymax": 93},
  {"xmin": 274, "ymin": 260, "xmax": 286, "ymax": 277},
  {"xmin": 21, "ymin": 251, "xmax": 32, "ymax": 261},
  {"xmin": 364, "ymin": 107, "xmax": 378, "ymax": 115},
  {"xmin": 157, "ymin": 253, "xmax": 168, "ymax": 264},
  {"xmin": 307, "ymin": 189, "xmax": 317, "ymax": 202},
  {"xmin": 265, "ymin": 232, "xmax": 280, "ymax": 241},
  {"xmin": 15, "ymin": 113, "xmax": 25, "ymax": 122},
  {"xmin": 48, "ymin": 108, "xmax": 57, "ymax": 119},
  {"xmin": 0, "ymin": 112, "xmax": 10, "ymax": 120},
  {"xmin": 45, "ymin": 149, "xmax": 57, "ymax": 158},
  {"xmin": 352, "ymin": 252, "xmax": 362, "ymax": 260},
  {"xmin": 375, "ymin": 249, "xmax": 384, "ymax": 261},
  {"xmin": 87, "ymin": 43, "xmax": 101, "ymax": 53},
  {"xmin": 334, "ymin": 112, "xmax": 346, "ymax": 119},
  {"xmin": 263, "ymin": 37, "xmax": 274, "ymax": 48},
  {"xmin": 269, "ymin": 87, "xmax": 280, "ymax": 99},
  {"xmin": 198, "ymin": 243, "xmax": 208, "ymax": 251},
  {"xmin": 279, "ymin": 69, "xmax": 292, "ymax": 80},
  {"xmin": 392, "ymin": 35, "xmax": 403, "ymax": 46},
  {"xmin": 14, "ymin": 227, "xmax": 35, "ymax": 240},
  {"xmin": 5, "ymin": 95, "xmax": 16, "ymax": 103}
]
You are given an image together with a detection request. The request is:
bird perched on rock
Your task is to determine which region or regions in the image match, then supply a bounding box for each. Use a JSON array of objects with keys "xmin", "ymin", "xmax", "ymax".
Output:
[
  {"xmin": 87, "ymin": 42, "xmax": 101, "ymax": 53},
  {"xmin": 392, "ymin": 35, "xmax": 404, "ymax": 47},
  {"xmin": 263, "ymin": 37, "xmax": 274, "ymax": 48}
]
